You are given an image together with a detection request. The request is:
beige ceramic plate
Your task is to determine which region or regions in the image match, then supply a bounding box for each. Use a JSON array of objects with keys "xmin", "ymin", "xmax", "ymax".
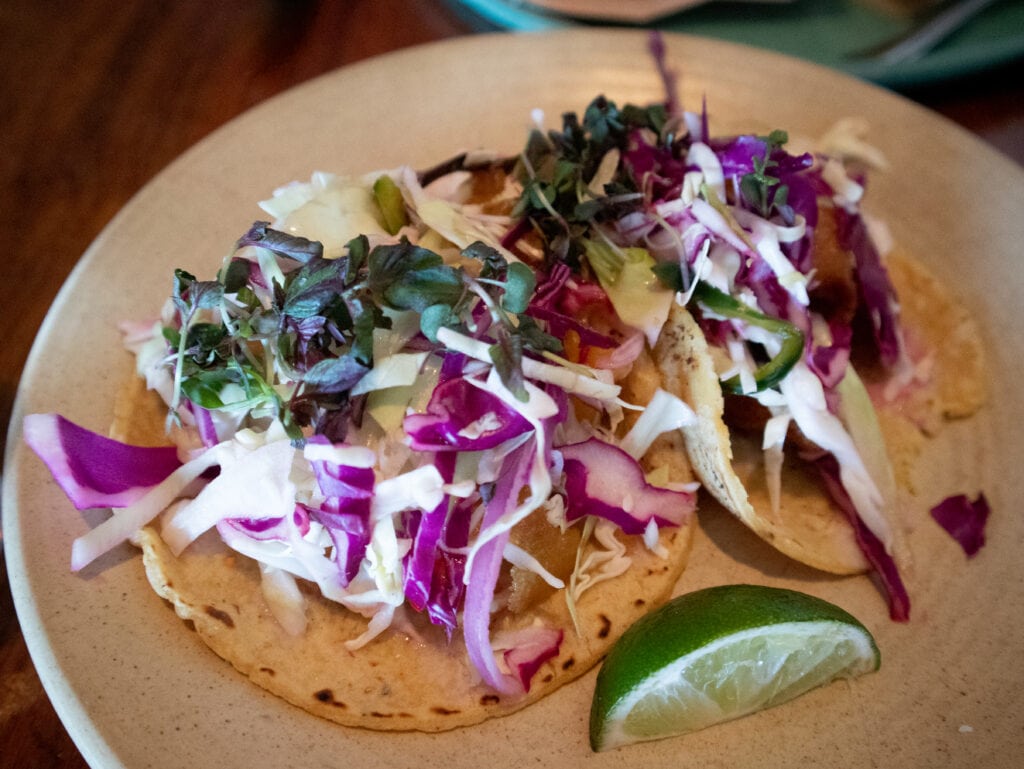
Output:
[{"xmin": 4, "ymin": 29, "xmax": 1022, "ymax": 769}]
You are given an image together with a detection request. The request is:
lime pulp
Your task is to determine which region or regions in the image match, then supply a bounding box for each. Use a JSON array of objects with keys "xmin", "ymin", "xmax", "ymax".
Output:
[{"xmin": 590, "ymin": 584, "xmax": 880, "ymax": 752}]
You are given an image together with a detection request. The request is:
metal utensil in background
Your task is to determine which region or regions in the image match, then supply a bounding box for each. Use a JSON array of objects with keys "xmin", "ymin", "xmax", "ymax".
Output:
[{"xmin": 851, "ymin": 0, "xmax": 1004, "ymax": 65}]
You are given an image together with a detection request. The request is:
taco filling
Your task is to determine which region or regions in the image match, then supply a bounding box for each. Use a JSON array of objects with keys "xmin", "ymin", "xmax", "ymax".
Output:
[
  {"xmin": 25, "ymin": 157, "xmax": 699, "ymax": 729},
  {"xmin": 500, "ymin": 51, "xmax": 986, "ymax": 621}
]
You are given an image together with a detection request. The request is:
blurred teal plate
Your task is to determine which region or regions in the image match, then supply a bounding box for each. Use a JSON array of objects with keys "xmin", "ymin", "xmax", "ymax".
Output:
[{"xmin": 450, "ymin": 0, "xmax": 1024, "ymax": 86}]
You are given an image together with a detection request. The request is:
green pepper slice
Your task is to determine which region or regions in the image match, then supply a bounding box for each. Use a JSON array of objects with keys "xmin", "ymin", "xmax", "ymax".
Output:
[
  {"xmin": 373, "ymin": 174, "xmax": 408, "ymax": 235},
  {"xmin": 691, "ymin": 282, "xmax": 805, "ymax": 394}
]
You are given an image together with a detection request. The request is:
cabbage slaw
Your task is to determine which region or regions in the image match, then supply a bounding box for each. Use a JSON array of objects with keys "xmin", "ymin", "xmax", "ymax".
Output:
[
  {"xmin": 503, "ymin": 53, "xmax": 915, "ymax": 619},
  {"xmin": 25, "ymin": 159, "xmax": 698, "ymax": 696}
]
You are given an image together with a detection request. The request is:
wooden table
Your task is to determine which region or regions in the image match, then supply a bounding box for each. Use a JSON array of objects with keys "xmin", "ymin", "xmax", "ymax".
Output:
[{"xmin": 1, "ymin": 2, "xmax": 1021, "ymax": 766}]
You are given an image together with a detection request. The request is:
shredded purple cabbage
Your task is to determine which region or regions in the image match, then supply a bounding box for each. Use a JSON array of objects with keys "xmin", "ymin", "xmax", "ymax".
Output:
[
  {"xmin": 647, "ymin": 31, "xmax": 680, "ymax": 119},
  {"xmin": 22, "ymin": 413, "xmax": 181, "ymax": 510},
  {"xmin": 812, "ymin": 453, "xmax": 910, "ymax": 621},
  {"xmin": 528, "ymin": 271, "xmax": 642, "ymax": 368},
  {"xmin": 623, "ymin": 128, "xmax": 688, "ymax": 200},
  {"xmin": 463, "ymin": 440, "xmax": 536, "ymax": 694},
  {"xmin": 307, "ymin": 440, "xmax": 375, "ymax": 498},
  {"xmin": 533, "ymin": 270, "xmax": 610, "ymax": 318},
  {"xmin": 307, "ymin": 501, "xmax": 370, "ymax": 587},
  {"xmin": 808, "ymin": 322, "xmax": 853, "ymax": 390},
  {"xmin": 403, "ymin": 453, "xmax": 456, "ymax": 614},
  {"xmin": 739, "ymin": 256, "xmax": 799, "ymax": 323},
  {"xmin": 708, "ymin": 135, "xmax": 767, "ymax": 176},
  {"xmin": 500, "ymin": 626, "xmax": 564, "ymax": 693},
  {"xmin": 221, "ymin": 507, "xmax": 311, "ymax": 542},
  {"xmin": 423, "ymin": 497, "xmax": 473, "ymax": 637},
  {"xmin": 305, "ymin": 437, "xmax": 375, "ymax": 585},
  {"xmin": 190, "ymin": 403, "xmax": 220, "ymax": 448},
  {"xmin": 930, "ymin": 493, "xmax": 990, "ymax": 557},
  {"xmin": 834, "ymin": 208, "xmax": 903, "ymax": 368},
  {"xmin": 403, "ymin": 377, "xmax": 532, "ymax": 451},
  {"xmin": 560, "ymin": 438, "xmax": 694, "ymax": 534}
]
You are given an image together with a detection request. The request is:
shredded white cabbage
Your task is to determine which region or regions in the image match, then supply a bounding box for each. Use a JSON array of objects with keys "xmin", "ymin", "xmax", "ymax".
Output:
[
  {"xmin": 817, "ymin": 117, "xmax": 890, "ymax": 171},
  {"xmin": 822, "ymin": 157, "xmax": 864, "ymax": 211},
  {"xmin": 779, "ymin": 362, "xmax": 893, "ymax": 551},
  {"xmin": 761, "ymin": 412, "xmax": 792, "ymax": 517},
  {"xmin": 399, "ymin": 166, "xmax": 517, "ymax": 261},
  {"xmin": 642, "ymin": 519, "xmax": 669, "ymax": 559},
  {"xmin": 436, "ymin": 326, "xmax": 621, "ymax": 403},
  {"xmin": 723, "ymin": 336, "xmax": 759, "ymax": 395},
  {"xmin": 349, "ymin": 351, "xmax": 429, "ymax": 396},
  {"xmin": 689, "ymin": 198, "xmax": 752, "ymax": 256},
  {"xmin": 258, "ymin": 564, "xmax": 308, "ymax": 637},
  {"xmin": 569, "ymin": 520, "xmax": 631, "ymax": 603},
  {"xmin": 162, "ymin": 436, "xmax": 298, "ymax": 556},
  {"xmin": 68, "ymin": 447, "xmax": 222, "ymax": 572},
  {"xmin": 503, "ymin": 543, "xmax": 566, "ymax": 589},
  {"xmin": 735, "ymin": 211, "xmax": 810, "ymax": 305},
  {"xmin": 685, "ymin": 142, "xmax": 726, "ymax": 200},
  {"xmin": 619, "ymin": 388, "xmax": 696, "ymax": 460},
  {"xmin": 302, "ymin": 441, "xmax": 375, "ymax": 467},
  {"xmin": 371, "ymin": 465, "xmax": 447, "ymax": 522}
]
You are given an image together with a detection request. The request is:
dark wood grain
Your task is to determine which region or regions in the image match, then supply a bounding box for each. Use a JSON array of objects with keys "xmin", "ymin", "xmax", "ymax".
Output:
[{"xmin": 1, "ymin": 2, "xmax": 1021, "ymax": 766}]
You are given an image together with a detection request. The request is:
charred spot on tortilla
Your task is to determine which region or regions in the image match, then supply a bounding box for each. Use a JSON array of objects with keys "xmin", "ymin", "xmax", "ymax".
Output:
[
  {"xmin": 204, "ymin": 605, "xmax": 235, "ymax": 628},
  {"xmin": 314, "ymin": 689, "xmax": 347, "ymax": 709}
]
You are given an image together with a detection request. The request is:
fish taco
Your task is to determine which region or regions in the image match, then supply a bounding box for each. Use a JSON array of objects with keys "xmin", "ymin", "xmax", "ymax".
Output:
[
  {"xmin": 26, "ymin": 159, "xmax": 700, "ymax": 731},
  {"xmin": 501, "ymin": 64, "xmax": 987, "ymax": 619}
]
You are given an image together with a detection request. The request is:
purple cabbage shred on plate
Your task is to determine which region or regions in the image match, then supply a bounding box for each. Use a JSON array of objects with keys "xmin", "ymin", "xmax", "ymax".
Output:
[{"xmin": 930, "ymin": 493, "xmax": 990, "ymax": 557}]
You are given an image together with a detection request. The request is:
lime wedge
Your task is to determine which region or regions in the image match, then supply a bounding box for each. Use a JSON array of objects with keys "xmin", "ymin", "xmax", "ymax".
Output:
[{"xmin": 590, "ymin": 584, "xmax": 879, "ymax": 751}]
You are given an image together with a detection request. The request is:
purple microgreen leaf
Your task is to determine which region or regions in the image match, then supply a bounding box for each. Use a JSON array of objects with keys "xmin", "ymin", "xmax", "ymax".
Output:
[{"xmin": 237, "ymin": 221, "xmax": 323, "ymax": 264}]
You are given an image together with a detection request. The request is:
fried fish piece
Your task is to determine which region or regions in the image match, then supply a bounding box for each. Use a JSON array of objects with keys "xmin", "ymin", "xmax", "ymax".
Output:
[{"xmin": 650, "ymin": 247, "xmax": 986, "ymax": 576}]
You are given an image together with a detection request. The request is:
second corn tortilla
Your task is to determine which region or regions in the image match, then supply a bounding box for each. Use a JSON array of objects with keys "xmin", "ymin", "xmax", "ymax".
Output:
[{"xmin": 651, "ymin": 247, "xmax": 986, "ymax": 575}]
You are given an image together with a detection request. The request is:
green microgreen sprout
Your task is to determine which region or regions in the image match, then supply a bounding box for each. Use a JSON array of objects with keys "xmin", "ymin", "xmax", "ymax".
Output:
[{"xmin": 165, "ymin": 223, "xmax": 558, "ymax": 438}]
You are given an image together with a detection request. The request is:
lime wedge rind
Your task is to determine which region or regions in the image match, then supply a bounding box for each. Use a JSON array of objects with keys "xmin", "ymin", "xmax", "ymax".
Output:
[
  {"xmin": 603, "ymin": 621, "xmax": 875, "ymax": 747},
  {"xmin": 590, "ymin": 585, "xmax": 881, "ymax": 752}
]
